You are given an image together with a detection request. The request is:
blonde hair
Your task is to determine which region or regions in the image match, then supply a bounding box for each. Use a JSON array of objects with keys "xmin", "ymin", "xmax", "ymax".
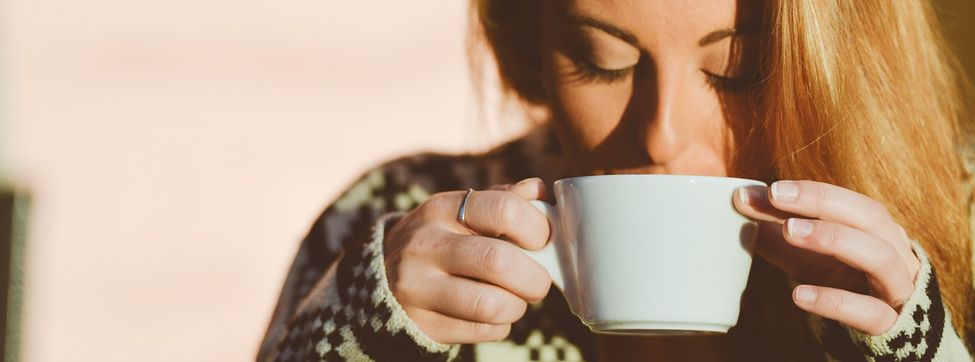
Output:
[
  {"xmin": 472, "ymin": 0, "xmax": 974, "ymax": 349},
  {"xmin": 763, "ymin": 1, "xmax": 973, "ymax": 343}
]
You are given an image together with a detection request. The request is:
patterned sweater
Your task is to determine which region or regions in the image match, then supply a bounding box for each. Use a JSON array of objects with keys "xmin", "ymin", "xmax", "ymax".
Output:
[{"xmin": 258, "ymin": 125, "xmax": 974, "ymax": 361}]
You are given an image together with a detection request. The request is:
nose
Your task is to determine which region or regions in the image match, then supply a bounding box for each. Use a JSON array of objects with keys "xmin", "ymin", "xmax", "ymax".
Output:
[{"xmin": 638, "ymin": 67, "xmax": 692, "ymax": 165}]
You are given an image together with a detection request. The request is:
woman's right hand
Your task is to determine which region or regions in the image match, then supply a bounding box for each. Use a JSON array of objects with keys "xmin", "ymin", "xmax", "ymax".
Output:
[{"xmin": 383, "ymin": 178, "xmax": 554, "ymax": 344}]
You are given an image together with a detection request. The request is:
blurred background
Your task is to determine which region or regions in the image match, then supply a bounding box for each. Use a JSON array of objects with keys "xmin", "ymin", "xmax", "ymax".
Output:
[{"xmin": 0, "ymin": 0, "xmax": 972, "ymax": 361}]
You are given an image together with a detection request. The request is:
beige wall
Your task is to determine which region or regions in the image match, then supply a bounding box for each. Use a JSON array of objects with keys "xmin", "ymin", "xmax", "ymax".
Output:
[
  {"xmin": 1, "ymin": 1, "xmax": 973, "ymax": 361},
  {"xmin": 0, "ymin": 1, "xmax": 523, "ymax": 361}
]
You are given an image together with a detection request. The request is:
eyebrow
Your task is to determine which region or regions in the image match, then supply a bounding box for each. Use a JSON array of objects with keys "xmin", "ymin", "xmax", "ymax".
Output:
[
  {"xmin": 567, "ymin": 14, "xmax": 757, "ymax": 49},
  {"xmin": 698, "ymin": 26, "xmax": 757, "ymax": 47},
  {"xmin": 566, "ymin": 15, "xmax": 640, "ymax": 47}
]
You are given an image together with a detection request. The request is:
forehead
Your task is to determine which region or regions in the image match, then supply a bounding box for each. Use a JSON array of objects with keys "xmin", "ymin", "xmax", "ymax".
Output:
[{"xmin": 563, "ymin": 0, "xmax": 760, "ymax": 47}]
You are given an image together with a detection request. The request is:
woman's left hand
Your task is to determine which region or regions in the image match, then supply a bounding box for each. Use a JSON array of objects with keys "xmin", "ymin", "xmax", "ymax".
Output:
[{"xmin": 733, "ymin": 180, "xmax": 920, "ymax": 335}]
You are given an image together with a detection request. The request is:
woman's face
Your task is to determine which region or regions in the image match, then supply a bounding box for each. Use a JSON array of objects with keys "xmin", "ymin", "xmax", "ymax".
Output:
[{"xmin": 541, "ymin": 0, "xmax": 764, "ymax": 178}]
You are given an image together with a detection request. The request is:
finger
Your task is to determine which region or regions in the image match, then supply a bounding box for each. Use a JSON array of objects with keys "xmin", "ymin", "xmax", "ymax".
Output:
[
  {"xmin": 452, "ymin": 189, "xmax": 550, "ymax": 250},
  {"xmin": 792, "ymin": 285, "xmax": 897, "ymax": 335},
  {"xmin": 406, "ymin": 308, "xmax": 511, "ymax": 344},
  {"xmin": 734, "ymin": 185, "xmax": 797, "ymax": 223},
  {"xmin": 506, "ymin": 177, "xmax": 547, "ymax": 201},
  {"xmin": 767, "ymin": 181, "xmax": 907, "ymax": 251},
  {"xmin": 783, "ymin": 218, "xmax": 914, "ymax": 306},
  {"xmin": 409, "ymin": 274, "xmax": 528, "ymax": 325},
  {"xmin": 488, "ymin": 183, "xmax": 512, "ymax": 191},
  {"xmin": 765, "ymin": 180, "xmax": 915, "ymax": 272},
  {"xmin": 753, "ymin": 221, "xmax": 827, "ymax": 276},
  {"xmin": 437, "ymin": 233, "xmax": 551, "ymax": 302},
  {"xmin": 748, "ymin": 222, "xmax": 866, "ymax": 292}
]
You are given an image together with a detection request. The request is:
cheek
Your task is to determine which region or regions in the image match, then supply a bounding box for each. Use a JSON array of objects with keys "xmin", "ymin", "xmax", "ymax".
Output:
[{"xmin": 690, "ymin": 93, "xmax": 742, "ymax": 173}]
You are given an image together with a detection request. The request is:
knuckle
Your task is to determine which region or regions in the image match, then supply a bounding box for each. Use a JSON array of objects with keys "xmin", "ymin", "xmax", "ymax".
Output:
[
  {"xmin": 428, "ymin": 192, "xmax": 452, "ymax": 211},
  {"xmin": 471, "ymin": 291, "xmax": 501, "ymax": 322},
  {"xmin": 808, "ymin": 183, "xmax": 828, "ymax": 206},
  {"xmin": 387, "ymin": 265, "xmax": 412, "ymax": 300},
  {"xmin": 469, "ymin": 321, "xmax": 498, "ymax": 340},
  {"xmin": 810, "ymin": 223, "xmax": 841, "ymax": 250},
  {"xmin": 479, "ymin": 242, "xmax": 513, "ymax": 275},
  {"xmin": 866, "ymin": 201, "xmax": 892, "ymax": 225},
  {"xmin": 400, "ymin": 234, "xmax": 428, "ymax": 259},
  {"xmin": 408, "ymin": 226, "xmax": 451, "ymax": 258},
  {"xmin": 386, "ymin": 219, "xmax": 421, "ymax": 251},
  {"xmin": 420, "ymin": 192, "xmax": 454, "ymax": 215},
  {"xmin": 494, "ymin": 196, "xmax": 519, "ymax": 226},
  {"xmin": 416, "ymin": 196, "xmax": 438, "ymax": 215},
  {"xmin": 860, "ymin": 241, "xmax": 898, "ymax": 274},
  {"xmin": 875, "ymin": 248, "xmax": 901, "ymax": 273}
]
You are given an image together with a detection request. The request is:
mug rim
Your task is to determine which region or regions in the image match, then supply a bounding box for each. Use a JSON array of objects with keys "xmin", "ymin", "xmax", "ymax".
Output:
[{"xmin": 554, "ymin": 174, "xmax": 767, "ymax": 187}]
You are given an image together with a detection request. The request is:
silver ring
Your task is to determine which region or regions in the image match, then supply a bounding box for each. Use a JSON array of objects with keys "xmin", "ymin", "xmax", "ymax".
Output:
[{"xmin": 458, "ymin": 188, "xmax": 475, "ymax": 230}]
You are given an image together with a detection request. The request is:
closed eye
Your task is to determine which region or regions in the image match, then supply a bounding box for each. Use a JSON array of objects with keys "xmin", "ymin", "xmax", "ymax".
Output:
[
  {"xmin": 702, "ymin": 70, "xmax": 753, "ymax": 92},
  {"xmin": 571, "ymin": 58, "xmax": 635, "ymax": 84}
]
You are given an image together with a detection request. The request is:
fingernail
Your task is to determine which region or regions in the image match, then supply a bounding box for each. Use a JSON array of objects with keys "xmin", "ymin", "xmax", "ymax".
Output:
[
  {"xmin": 736, "ymin": 187, "xmax": 749, "ymax": 204},
  {"xmin": 738, "ymin": 186, "xmax": 767, "ymax": 205},
  {"xmin": 795, "ymin": 286, "xmax": 817, "ymax": 304},
  {"xmin": 516, "ymin": 177, "xmax": 539, "ymax": 185},
  {"xmin": 771, "ymin": 181, "xmax": 798, "ymax": 202},
  {"xmin": 787, "ymin": 218, "xmax": 813, "ymax": 238}
]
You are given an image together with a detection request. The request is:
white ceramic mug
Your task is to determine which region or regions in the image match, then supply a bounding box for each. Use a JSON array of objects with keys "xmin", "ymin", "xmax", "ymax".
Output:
[{"xmin": 525, "ymin": 174, "xmax": 765, "ymax": 335}]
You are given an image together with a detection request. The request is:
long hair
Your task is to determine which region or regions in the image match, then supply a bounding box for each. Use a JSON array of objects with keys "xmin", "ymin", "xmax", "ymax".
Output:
[
  {"xmin": 762, "ymin": 1, "xmax": 973, "ymax": 344},
  {"xmin": 471, "ymin": 0, "xmax": 974, "ymax": 351}
]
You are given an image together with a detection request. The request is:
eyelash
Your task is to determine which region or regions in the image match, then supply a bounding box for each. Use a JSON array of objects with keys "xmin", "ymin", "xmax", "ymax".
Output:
[
  {"xmin": 571, "ymin": 59, "xmax": 634, "ymax": 84},
  {"xmin": 571, "ymin": 58, "xmax": 753, "ymax": 92},
  {"xmin": 702, "ymin": 70, "xmax": 754, "ymax": 92}
]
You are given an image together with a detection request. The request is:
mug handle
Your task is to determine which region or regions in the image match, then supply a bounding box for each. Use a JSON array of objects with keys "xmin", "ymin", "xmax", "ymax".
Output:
[{"xmin": 526, "ymin": 200, "xmax": 566, "ymax": 291}]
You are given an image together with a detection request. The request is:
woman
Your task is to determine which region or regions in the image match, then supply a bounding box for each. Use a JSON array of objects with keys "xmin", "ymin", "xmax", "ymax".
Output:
[{"xmin": 259, "ymin": 0, "xmax": 975, "ymax": 360}]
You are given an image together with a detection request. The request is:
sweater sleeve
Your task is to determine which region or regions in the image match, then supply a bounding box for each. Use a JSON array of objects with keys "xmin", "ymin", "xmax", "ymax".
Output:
[
  {"xmin": 821, "ymin": 243, "xmax": 972, "ymax": 361},
  {"xmin": 258, "ymin": 166, "xmax": 461, "ymax": 361},
  {"xmin": 267, "ymin": 212, "xmax": 459, "ymax": 361}
]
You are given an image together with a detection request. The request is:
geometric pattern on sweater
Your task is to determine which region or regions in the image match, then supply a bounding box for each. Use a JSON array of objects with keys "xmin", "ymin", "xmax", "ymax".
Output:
[
  {"xmin": 260, "ymin": 126, "xmax": 607, "ymax": 361},
  {"xmin": 840, "ymin": 244, "xmax": 969, "ymax": 362},
  {"xmin": 259, "ymin": 123, "xmax": 972, "ymax": 361},
  {"xmin": 274, "ymin": 213, "xmax": 457, "ymax": 361},
  {"xmin": 816, "ymin": 241, "xmax": 972, "ymax": 362}
]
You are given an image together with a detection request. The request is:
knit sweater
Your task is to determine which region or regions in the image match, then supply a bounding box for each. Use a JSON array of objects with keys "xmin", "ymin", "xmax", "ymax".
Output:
[{"xmin": 258, "ymin": 125, "xmax": 973, "ymax": 361}]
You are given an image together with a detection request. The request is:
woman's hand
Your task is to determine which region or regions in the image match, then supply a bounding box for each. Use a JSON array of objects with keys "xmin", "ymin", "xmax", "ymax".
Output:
[
  {"xmin": 733, "ymin": 180, "xmax": 920, "ymax": 335},
  {"xmin": 383, "ymin": 178, "xmax": 553, "ymax": 344}
]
